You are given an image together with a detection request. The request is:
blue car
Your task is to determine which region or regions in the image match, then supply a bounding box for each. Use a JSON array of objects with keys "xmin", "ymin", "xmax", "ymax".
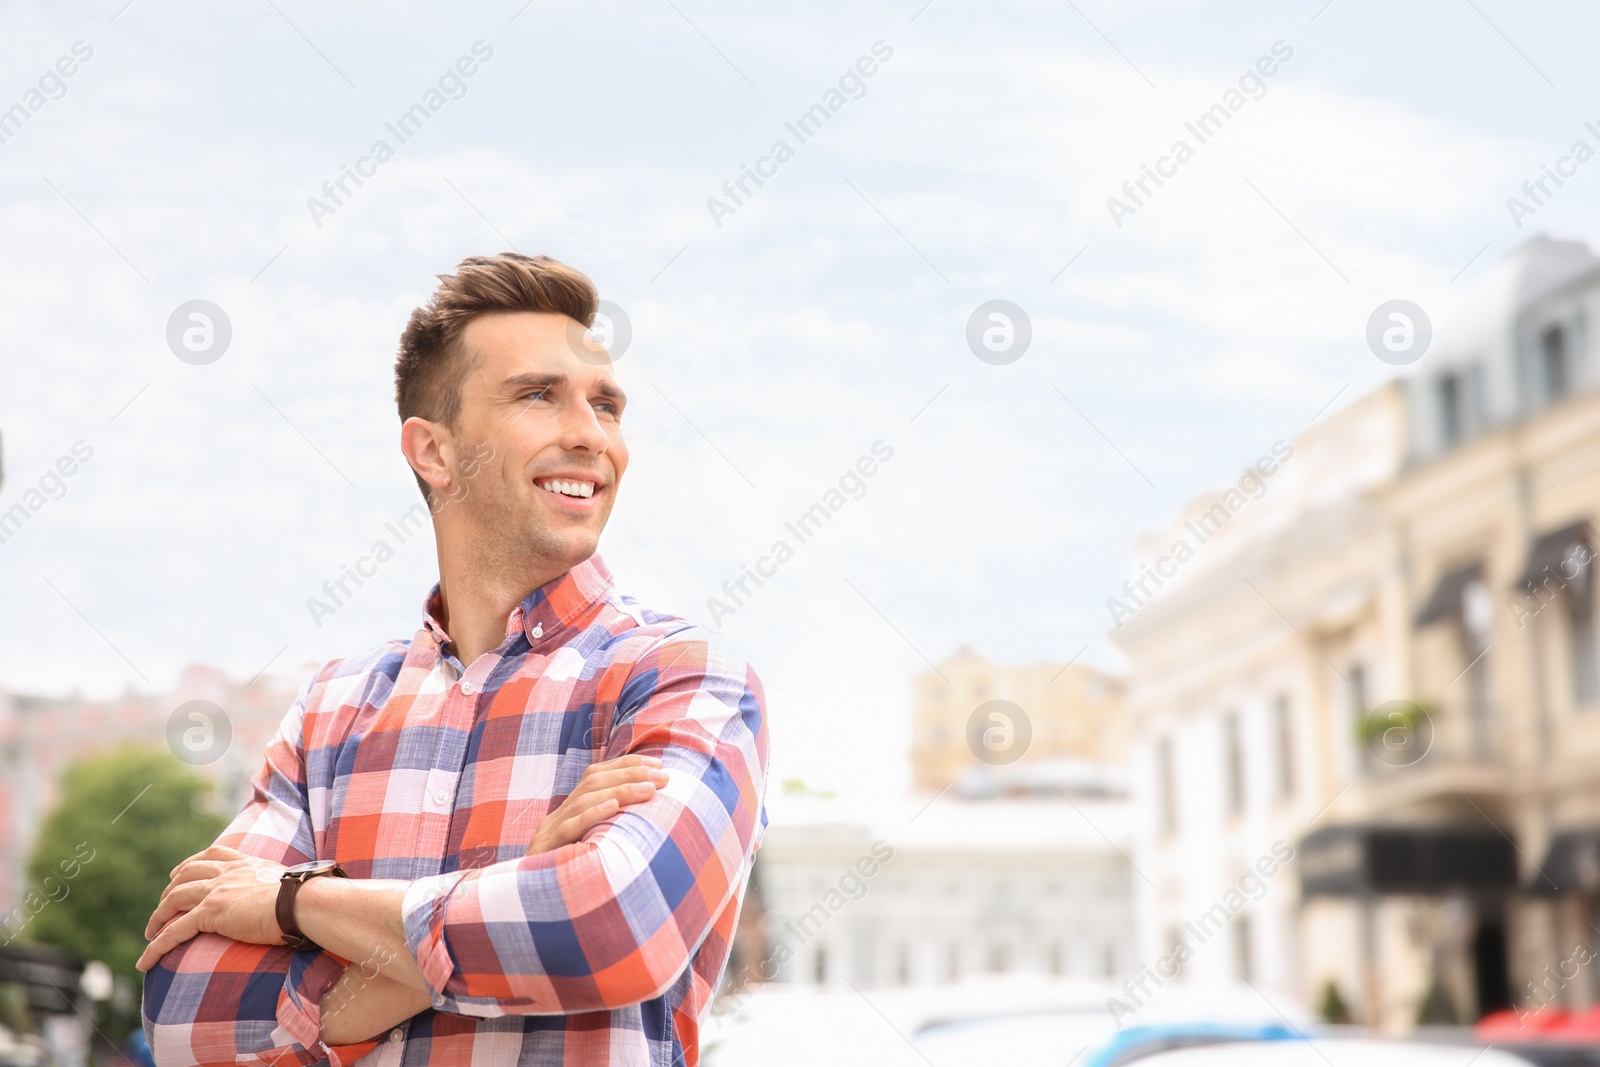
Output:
[{"xmin": 1083, "ymin": 1021, "xmax": 1303, "ymax": 1067}]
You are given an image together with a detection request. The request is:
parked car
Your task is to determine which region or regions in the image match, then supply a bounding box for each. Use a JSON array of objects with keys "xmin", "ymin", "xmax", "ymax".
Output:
[
  {"xmin": 912, "ymin": 982, "xmax": 1316, "ymax": 1067},
  {"xmin": 1476, "ymin": 1006, "xmax": 1600, "ymax": 1065},
  {"xmin": 1081, "ymin": 1022, "xmax": 1300, "ymax": 1067},
  {"xmin": 1130, "ymin": 1038, "xmax": 1545, "ymax": 1066}
]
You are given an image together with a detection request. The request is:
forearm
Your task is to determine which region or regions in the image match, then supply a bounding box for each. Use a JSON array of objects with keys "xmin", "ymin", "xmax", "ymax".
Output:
[
  {"xmin": 294, "ymin": 877, "xmax": 429, "ymax": 994},
  {"xmin": 320, "ymin": 966, "xmax": 434, "ymax": 1045}
]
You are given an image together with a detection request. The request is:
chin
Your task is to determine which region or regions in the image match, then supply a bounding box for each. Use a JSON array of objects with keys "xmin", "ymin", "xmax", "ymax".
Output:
[{"xmin": 544, "ymin": 529, "xmax": 600, "ymax": 566}]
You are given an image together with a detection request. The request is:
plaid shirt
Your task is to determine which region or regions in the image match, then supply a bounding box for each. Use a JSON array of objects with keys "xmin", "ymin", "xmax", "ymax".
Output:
[{"xmin": 141, "ymin": 556, "xmax": 768, "ymax": 1067}]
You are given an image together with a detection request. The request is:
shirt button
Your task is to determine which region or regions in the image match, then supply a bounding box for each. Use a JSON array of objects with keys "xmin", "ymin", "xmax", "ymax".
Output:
[
  {"xmin": 389, "ymin": 1028, "xmax": 404, "ymax": 1043},
  {"xmin": 433, "ymin": 995, "xmax": 446, "ymax": 1007},
  {"xmin": 434, "ymin": 790, "xmax": 449, "ymax": 806},
  {"xmin": 460, "ymin": 680, "xmax": 475, "ymax": 695}
]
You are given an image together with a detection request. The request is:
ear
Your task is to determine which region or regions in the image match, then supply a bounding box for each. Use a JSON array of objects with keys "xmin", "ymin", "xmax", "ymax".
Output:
[{"xmin": 400, "ymin": 416, "xmax": 457, "ymax": 499}]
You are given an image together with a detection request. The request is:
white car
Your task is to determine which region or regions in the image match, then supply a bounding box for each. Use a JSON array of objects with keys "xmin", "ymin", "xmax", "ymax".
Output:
[{"xmin": 1132, "ymin": 1038, "xmax": 1539, "ymax": 1067}]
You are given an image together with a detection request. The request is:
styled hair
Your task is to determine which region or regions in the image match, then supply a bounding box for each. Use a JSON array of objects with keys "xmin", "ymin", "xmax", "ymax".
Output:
[{"xmin": 395, "ymin": 252, "xmax": 598, "ymax": 499}]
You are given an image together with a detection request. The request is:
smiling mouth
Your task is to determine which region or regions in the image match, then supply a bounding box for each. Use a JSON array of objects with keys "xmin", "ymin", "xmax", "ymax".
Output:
[{"xmin": 536, "ymin": 478, "xmax": 597, "ymax": 499}]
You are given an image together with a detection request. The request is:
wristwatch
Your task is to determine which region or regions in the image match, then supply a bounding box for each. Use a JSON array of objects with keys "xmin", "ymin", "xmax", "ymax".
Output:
[{"xmin": 277, "ymin": 859, "xmax": 347, "ymax": 951}]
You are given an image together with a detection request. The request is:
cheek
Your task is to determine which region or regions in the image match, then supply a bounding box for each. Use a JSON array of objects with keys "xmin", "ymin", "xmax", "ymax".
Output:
[{"xmin": 608, "ymin": 433, "xmax": 630, "ymax": 480}]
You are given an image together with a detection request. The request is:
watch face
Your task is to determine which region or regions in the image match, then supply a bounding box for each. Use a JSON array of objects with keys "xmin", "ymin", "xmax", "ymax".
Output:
[{"xmin": 285, "ymin": 859, "xmax": 341, "ymax": 876}]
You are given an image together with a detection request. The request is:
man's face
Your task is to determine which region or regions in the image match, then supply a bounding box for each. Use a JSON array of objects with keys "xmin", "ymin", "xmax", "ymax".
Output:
[{"xmin": 443, "ymin": 310, "xmax": 628, "ymax": 573}]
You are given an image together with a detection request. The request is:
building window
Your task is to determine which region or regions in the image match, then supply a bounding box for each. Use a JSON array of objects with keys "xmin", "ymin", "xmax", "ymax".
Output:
[
  {"xmin": 1437, "ymin": 372, "xmax": 1466, "ymax": 447},
  {"xmin": 1233, "ymin": 915, "xmax": 1253, "ymax": 982},
  {"xmin": 1541, "ymin": 324, "xmax": 1571, "ymax": 403},
  {"xmin": 1103, "ymin": 944, "xmax": 1117, "ymax": 977},
  {"xmin": 985, "ymin": 944, "xmax": 1009, "ymax": 973},
  {"xmin": 1461, "ymin": 578, "xmax": 1497, "ymax": 759},
  {"xmin": 1569, "ymin": 547, "xmax": 1599, "ymax": 706},
  {"xmin": 896, "ymin": 943, "xmax": 911, "ymax": 985},
  {"xmin": 1223, "ymin": 712, "xmax": 1244, "ymax": 817},
  {"xmin": 1347, "ymin": 663, "xmax": 1370, "ymax": 775},
  {"xmin": 813, "ymin": 943, "xmax": 828, "ymax": 985},
  {"xmin": 1048, "ymin": 943, "xmax": 1064, "ymax": 975},
  {"xmin": 1157, "ymin": 736, "xmax": 1178, "ymax": 836},
  {"xmin": 946, "ymin": 943, "xmax": 960, "ymax": 982},
  {"xmin": 1274, "ymin": 695, "xmax": 1295, "ymax": 801},
  {"xmin": 1164, "ymin": 927, "xmax": 1187, "ymax": 980}
]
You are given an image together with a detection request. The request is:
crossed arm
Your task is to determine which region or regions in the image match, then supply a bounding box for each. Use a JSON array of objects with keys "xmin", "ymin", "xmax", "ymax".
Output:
[
  {"xmin": 139, "ymin": 632, "xmax": 767, "ymax": 1066},
  {"xmin": 137, "ymin": 756, "xmax": 664, "ymax": 1045}
]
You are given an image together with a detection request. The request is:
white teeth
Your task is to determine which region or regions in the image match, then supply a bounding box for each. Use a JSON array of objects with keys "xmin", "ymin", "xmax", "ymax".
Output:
[{"xmin": 539, "ymin": 479, "xmax": 595, "ymax": 498}]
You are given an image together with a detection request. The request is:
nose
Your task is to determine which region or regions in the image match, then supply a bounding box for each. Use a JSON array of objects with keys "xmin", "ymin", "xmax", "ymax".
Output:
[{"xmin": 558, "ymin": 394, "xmax": 610, "ymax": 455}]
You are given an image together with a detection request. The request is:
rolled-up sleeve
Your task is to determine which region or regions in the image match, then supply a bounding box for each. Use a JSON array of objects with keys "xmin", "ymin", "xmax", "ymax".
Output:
[
  {"xmin": 400, "ymin": 628, "xmax": 768, "ymax": 1016},
  {"xmin": 141, "ymin": 671, "xmax": 384, "ymax": 1067}
]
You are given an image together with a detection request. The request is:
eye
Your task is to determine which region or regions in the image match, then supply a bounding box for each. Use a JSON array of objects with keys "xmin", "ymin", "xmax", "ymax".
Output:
[{"xmin": 521, "ymin": 388, "xmax": 550, "ymax": 403}]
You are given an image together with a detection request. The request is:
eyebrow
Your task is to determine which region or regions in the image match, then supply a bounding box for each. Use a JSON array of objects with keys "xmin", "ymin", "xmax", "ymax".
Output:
[{"xmin": 498, "ymin": 372, "xmax": 628, "ymax": 407}]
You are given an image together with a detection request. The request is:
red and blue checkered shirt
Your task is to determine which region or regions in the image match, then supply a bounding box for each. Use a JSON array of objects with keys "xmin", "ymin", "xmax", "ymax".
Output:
[{"xmin": 141, "ymin": 556, "xmax": 769, "ymax": 1066}]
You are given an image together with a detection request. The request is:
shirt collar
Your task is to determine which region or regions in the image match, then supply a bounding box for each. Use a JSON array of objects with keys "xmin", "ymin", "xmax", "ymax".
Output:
[{"xmin": 421, "ymin": 555, "xmax": 615, "ymax": 654}]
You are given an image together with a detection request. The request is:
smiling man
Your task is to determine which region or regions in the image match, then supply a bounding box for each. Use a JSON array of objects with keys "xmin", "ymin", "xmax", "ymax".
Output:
[{"xmin": 137, "ymin": 253, "xmax": 769, "ymax": 1066}]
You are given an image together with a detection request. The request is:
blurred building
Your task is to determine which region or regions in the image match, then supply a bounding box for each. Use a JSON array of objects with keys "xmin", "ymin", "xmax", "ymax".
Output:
[
  {"xmin": 910, "ymin": 646, "xmax": 1125, "ymax": 792},
  {"xmin": 750, "ymin": 790, "xmax": 1134, "ymax": 991},
  {"xmin": 1116, "ymin": 234, "xmax": 1600, "ymax": 1030},
  {"xmin": 0, "ymin": 664, "xmax": 304, "ymax": 914}
]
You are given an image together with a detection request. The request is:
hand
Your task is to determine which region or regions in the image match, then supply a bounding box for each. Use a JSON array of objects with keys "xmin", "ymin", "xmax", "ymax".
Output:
[
  {"xmin": 135, "ymin": 846, "xmax": 287, "ymax": 971},
  {"xmin": 528, "ymin": 754, "xmax": 669, "ymax": 854}
]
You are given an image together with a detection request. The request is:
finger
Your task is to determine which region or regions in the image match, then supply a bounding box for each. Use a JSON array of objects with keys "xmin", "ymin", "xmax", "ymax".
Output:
[
  {"xmin": 599, "ymin": 753, "xmax": 663, "ymax": 768},
  {"xmin": 581, "ymin": 754, "xmax": 663, "ymax": 777},
  {"xmin": 576, "ymin": 781, "xmax": 659, "ymax": 812},
  {"xmin": 136, "ymin": 910, "xmax": 203, "ymax": 972},
  {"xmin": 144, "ymin": 881, "xmax": 210, "ymax": 938},
  {"xmin": 571, "ymin": 766, "xmax": 668, "ymax": 796},
  {"xmin": 166, "ymin": 859, "xmax": 224, "ymax": 888},
  {"xmin": 579, "ymin": 766, "xmax": 670, "ymax": 792},
  {"xmin": 151, "ymin": 862, "xmax": 220, "ymax": 922},
  {"xmin": 534, "ymin": 782, "xmax": 655, "ymax": 850},
  {"xmin": 169, "ymin": 845, "xmax": 244, "ymax": 877},
  {"xmin": 533, "ymin": 798, "xmax": 620, "ymax": 853},
  {"xmin": 566, "ymin": 797, "xmax": 622, "ymax": 838}
]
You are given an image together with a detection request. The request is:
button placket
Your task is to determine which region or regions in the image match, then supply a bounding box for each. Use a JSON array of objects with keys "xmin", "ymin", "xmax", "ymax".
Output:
[
  {"xmin": 414, "ymin": 663, "xmax": 475, "ymax": 873},
  {"xmin": 425, "ymin": 768, "xmax": 457, "ymax": 812}
]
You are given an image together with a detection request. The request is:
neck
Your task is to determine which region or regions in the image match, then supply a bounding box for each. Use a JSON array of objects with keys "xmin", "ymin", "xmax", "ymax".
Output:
[{"xmin": 434, "ymin": 535, "xmax": 571, "ymax": 668}]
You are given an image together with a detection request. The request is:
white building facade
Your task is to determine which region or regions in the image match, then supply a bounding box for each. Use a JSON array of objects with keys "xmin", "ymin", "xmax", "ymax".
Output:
[
  {"xmin": 752, "ymin": 793, "xmax": 1135, "ymax": 991},
  {"xmin": 1117, "ymin": 235, "xmax": 1600, "ymax": 1028}
]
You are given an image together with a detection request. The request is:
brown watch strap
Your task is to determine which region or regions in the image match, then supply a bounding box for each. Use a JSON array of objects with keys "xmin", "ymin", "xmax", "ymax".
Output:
[{"xmin": 276, "ymin": 863, "xmax": 346, "ymax": 951}]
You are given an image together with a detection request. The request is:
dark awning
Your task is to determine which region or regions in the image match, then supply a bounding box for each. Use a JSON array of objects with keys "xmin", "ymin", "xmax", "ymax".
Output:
[
  {"xmin": 1517, "ymin": 520, "xmax": 1592, "ymax": 595},
  {"xmin": 1298, "ymin": 823, "xmax": 1517, "ymax": 897},
  {"xmin": 1528, "ymin": 829, "xmax": 1600, "ymax": 895},
  {"xmin": 0, "ymin": 942, "xmax": 82, "ymax": 1014},
  {"xmin": 1415, "ymin": 562, "xmax": 1482, "ymax": 628}
]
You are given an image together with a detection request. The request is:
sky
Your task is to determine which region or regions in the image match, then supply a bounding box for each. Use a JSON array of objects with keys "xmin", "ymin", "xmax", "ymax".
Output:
[{"xmin": 2, "ymin": 0, "xmax": 1598, "ymax": 798}]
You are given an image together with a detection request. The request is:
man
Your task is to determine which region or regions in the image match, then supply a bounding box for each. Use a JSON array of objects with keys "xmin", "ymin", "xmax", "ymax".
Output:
[{"xmin": 137, "ymin": 253, "xmax": 769, "ymax": 1066}]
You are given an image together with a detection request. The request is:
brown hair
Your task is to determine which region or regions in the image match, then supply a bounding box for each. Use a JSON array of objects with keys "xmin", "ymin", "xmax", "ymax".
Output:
[{"xmin": 395, "ymin": 252, "xmax": 598, "ymax": 499}]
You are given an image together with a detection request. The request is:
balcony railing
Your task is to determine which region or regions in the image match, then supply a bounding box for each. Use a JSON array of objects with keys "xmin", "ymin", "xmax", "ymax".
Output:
[{"xmin": 1358, "ymin": 694, "xmax": 1502, "ymax": 778}]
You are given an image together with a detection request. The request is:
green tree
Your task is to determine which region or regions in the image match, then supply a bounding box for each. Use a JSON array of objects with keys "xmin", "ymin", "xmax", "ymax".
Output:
[
  {"xmin": 1416, "ymin": 972, "xmax": 1460, "ymax": 1026},
  {"xmin": 20, "ymin": 747, "xmax": 228, "ymax": 996},
  {"xmin": 1318, "ymin": 978, "xmax": 1352, "ymax": 1024}
]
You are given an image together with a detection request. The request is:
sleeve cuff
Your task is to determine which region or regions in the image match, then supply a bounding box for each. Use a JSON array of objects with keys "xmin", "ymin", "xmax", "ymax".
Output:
[
  {"xmin": 275, "ymin": 947, "xmax": 383, "ymax": 1067},
  {"xmin": 402, "ymin": 869, "xmax": 471, "ymax": 1006}
]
